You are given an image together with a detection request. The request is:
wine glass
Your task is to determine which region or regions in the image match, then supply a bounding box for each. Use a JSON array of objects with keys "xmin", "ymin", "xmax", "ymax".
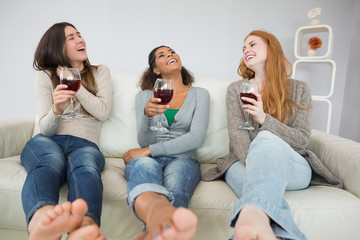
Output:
[
  {"xmin": 60, "ymin": 68, "xmax": 82, "ymax": 119},
  {"xmin": 151, "ymin": 78, "xmax": 174, "ymax": 132},
  {"xmin": 239, "ymin": 80, "xmax": 258, "ymax": 131}
]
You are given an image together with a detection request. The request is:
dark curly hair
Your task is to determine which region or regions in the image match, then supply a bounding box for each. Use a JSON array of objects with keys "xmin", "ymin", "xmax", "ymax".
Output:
[{"xmin": 139, "ymin": 45, "xmax": 194, "ymax": 90}]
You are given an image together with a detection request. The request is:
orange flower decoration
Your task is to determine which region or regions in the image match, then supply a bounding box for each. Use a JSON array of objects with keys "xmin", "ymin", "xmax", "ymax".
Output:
[{"xmin": 308, "ymin": 37, "xmax": 322, "ymax": 50}]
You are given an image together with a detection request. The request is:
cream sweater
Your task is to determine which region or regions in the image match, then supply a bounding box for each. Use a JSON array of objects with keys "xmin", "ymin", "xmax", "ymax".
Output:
[{"xmin": 33, "ymin": 65, "xmax": 112, "ymax": 146}]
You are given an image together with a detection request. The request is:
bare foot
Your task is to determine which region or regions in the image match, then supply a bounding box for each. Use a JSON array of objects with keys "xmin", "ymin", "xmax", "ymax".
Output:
[
  {"xmin": 135, "ymin": 206, "xmax": 197, "ymax": 240},
  {"xmin": 67, "ymin": 224, "xmax": 106, "ymax": 240},
  {"xmin": 159, "ymin": 207, "xmax": 197, "ymax": 240},
  {"xmin": 233, "ymin": 205, "xmax": 277, "ymax": 240},
  {"xmin": 28, "ymin": 198, "xmax": 88, "ymax": 240}
]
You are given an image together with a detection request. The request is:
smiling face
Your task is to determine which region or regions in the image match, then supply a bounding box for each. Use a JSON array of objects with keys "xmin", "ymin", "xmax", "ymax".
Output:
[
  {"xmin": 153, "ymin": 47, "xmax": 182, "ymax": 76},
  {"xmin": 64, "ymin": 26, "xmax": 87, "ymax": 70},
  {"xmin": 242, "ymin": 35, "xmax": 268, "ymax": 71}
]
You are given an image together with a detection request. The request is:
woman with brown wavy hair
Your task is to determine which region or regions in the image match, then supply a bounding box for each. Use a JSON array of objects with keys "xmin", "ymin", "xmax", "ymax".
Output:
[
  {"xmin": 21, "ymin": 22, "xmax": 111, "ymax": 240},
  {"xmin": 203, "ymin": 30, "xmax": 342, "ymax": 240}
]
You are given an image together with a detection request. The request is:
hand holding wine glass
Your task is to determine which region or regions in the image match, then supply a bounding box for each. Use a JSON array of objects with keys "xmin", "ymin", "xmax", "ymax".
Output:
[
  {"xmin": 52, "ymin": 84, "xmax": 75, "ymax": 115},
  {"xmin": 150, "ymin": 78, "xmax": 174, "ymax": 132},
  {"xmin": 239, "ymin": 80, "xmax": 258, "ymax": 131},
  {"xmin": 144, "ymin": 98, "xmax": 168, "ymax": 117},
  {"xmin": 60, "ymin": 68, "xmax": 82, "ymax": 119}
]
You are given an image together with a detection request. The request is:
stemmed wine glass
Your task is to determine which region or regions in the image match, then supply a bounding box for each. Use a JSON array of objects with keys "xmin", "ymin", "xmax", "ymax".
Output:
[
  {"xmin": 151, "ymin": 78, "xmax": 174, "ymax": 132},
  {"xmin": 239, "ymin": 80, "xmax": 258, "ymax": 131},
  {"xmin": 60, "ymin": 68, "xmax": 82, "ymax": 119}
]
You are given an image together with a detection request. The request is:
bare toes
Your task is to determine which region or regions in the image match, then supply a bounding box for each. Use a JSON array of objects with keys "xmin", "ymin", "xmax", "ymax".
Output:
[
  {"xmin": 161, "ymin": 208, "xmax": 197, "ymax": 240},
  {"xmin": 62, "ymin": 201, "xmax": 72, "ymax": 212},
  {"xmin": 71, "ymin": 198, "xmax": 88, "ymax": 217}
]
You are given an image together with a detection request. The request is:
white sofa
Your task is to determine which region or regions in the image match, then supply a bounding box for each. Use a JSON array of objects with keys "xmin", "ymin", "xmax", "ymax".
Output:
[{"xmin": 1, "ymin": 73, "xmax": 360, "ymax": 240}]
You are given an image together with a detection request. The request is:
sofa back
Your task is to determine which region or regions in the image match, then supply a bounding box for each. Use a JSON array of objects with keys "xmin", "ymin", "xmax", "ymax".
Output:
[{"xmin": 99, "ymin": 73, "xmax": 236, "ymax": 164}]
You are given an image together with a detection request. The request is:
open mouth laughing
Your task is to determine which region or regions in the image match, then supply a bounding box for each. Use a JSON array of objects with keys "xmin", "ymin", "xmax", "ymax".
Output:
[{"xmin": 167, "ymin": 59, "xmax": 177, "ymax": 65}]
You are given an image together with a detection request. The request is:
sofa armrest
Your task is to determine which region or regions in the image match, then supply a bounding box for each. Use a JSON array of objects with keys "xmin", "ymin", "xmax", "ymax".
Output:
[
  {"xmin": 307, "ymin": 129, "xmax": 360, "ymax": 198},
  {"xmin": 0, "ymin": 116, "xmax": 35, "ymax": 158}
]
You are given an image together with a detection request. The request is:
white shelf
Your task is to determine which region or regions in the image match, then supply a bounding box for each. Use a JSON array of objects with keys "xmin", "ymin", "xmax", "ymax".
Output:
[
  {"xmin": 292, "ymin": 59, "xmax": 336, "ymax": 99},
  {"xmin": 294, "ymin": 24, "xmax": 333, "ymax": 59},
  {"xmin": 311, "ymin": 98, "xmax": 332, "ymax": 134},
  {"xmin": 293, "ymin": 25, "xmax": 335, "ymax": 133}
]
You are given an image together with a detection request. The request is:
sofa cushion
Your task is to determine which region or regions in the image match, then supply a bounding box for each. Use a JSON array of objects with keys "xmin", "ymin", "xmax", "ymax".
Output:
[
  {"xmin": 285, "ymin": 186, "xmax": 360, "ymax": 239},
  {"xmin": 2, "ymin": 156, "xmax": 360, "ymax": 240},
  {"xmin": 309, "ymin": 129, "xmax": 360, "ymax": 198},
  {"xmin": 193, "ymin": 78, "xmax": 234, "ymax": 164},
  {"xmin": 99, "ymin": 73, "xmax": 140, "ymax": 158},
  {"xmin": 0, "ymin": 116, "xmax": 34, "ymax": 158}
]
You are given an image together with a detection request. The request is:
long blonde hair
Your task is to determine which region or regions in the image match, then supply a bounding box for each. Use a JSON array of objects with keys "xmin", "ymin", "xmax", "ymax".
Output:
[{"xmin": 238, "ymin": 30, "xmax": 297, "ymax": 123}]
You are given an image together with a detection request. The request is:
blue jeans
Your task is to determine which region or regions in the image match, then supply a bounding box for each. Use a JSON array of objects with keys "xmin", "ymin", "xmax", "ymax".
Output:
[
  {"xmin": 225, "ymin": 131, "xmax": 311, "ymax": 240},
  {"xmin": 21, "ymin": 134, "xmax": 105, "ymax": 226},
  {"xmin": 124, "ymin": 156, "xmax": 201, "ymax": 218}
]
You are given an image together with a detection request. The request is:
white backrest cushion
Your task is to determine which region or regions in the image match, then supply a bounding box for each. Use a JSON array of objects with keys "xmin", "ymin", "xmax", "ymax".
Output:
[
  {"xmin": 99, "ymin": 73, "xmax": 140, "ymax": 157},
  {"xmin": 193, "ymin": 78, "xmax": 234, "ymax": 163},
  {"xmin": 100, "ymin": 73, "xmax": 235, "ymax": 164}
]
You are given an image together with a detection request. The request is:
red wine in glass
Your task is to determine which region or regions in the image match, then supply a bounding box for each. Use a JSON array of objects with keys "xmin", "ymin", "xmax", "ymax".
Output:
[
  {"xmin": 60, "ymin": 68, "xmax": 82, "ymax": 119},
  {"xmin": 239, "ymin": 81, "xmax": 258, "ymax": 131},
  {"xmin": 154, "ymin": 89, "xmax": 174, "ymax": 105},
  {"xmin": 151, "ymin": 78, "xmax": 174, "ymax": 132},
  {"xmin": 240, "ymin": 92, "xmax": 257, "ymax": 105},
  {"xmin": 61, "ymin": 79, "xmax": 81, "ymax": 92}
]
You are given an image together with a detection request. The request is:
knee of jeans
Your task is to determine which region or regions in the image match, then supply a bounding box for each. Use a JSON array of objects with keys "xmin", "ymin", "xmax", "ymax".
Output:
[
  {"xmin": 22, "ymin": 135, "xmax": 62, "ymax": 163},
  {"xmin": 26, "ymin": 152, "xmax": 66, "ymax": 174},
  {"xmin": 125, "ymin": 157, "xmax": 161, "ymax": 181},
  {"xmin": 256, "ymin": 130, "xmax": 276, "ymax": 141},
  {"xmin": 225, "ymin": 161, "xmax": 246, "ymax": 185},
  {"xmin": 47, "ymin": 153, "xmax": 67, "ymax": 170},
  {"xmin": 29, "ymin": 134, "xmax": 59, "ymax": 149},
  {"xmin": 70, "ymin": 146, "xmax": 105, "ymax": 170},
  {"xmin": 29, "ymin": 134, "xmax": 49, "ymax": 144},
  {"xmin": 75, "ymin": 164, "xmax": 101, "ymax": 177},
  {"xmin": 169, "ymin": 157, "xmax": 200, "ymax": 173},
  {"xmin": 165, "ymin": 158, "xmax": 200, "ymax": 183},
  {"xmin": 251, "ymin": 130, "xmax": 283, "ymax": 150},
  {"xmin": 132, "ymin": 156, "xmax": 160, "ymax": 170},
  {"xmin": 248, "ymin": 131, "xmax": 293, "ymax": 169}
]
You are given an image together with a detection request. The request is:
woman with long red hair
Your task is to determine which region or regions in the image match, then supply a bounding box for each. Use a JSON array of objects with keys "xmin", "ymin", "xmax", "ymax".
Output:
[{"xmin": 203, "ymin": 30, "xmax": 342, "ymax": 240}]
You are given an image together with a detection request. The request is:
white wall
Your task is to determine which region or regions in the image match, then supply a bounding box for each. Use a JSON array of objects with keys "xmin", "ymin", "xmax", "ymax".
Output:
[
  {"xmin": 339, "ymin": 0, "xmax": 360, "ymax": 142},
  {"xmin": 0, "ymin": 0, "xmax": 358, "ymax": 139}
]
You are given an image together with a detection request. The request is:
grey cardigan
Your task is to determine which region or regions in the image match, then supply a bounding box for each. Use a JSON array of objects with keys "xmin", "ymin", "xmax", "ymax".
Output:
[
  {"xmin": 136, "ymin": 86, "xmax": 210, "ymax": 159},
  {"xmin": 202, "ymin": 79, "xmax": 343, "ymax": 188}
]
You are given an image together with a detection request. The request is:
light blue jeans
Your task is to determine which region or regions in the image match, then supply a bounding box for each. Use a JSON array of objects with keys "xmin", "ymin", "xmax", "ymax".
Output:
[
  {"xmin": 21, "ymin": 134, "xmax": 105, "ymax": 226},
  {"xmin": 225, "ymin": 131, "xmax": 311, "ymax": 240},
  {"xmin": 124, "ymin": 156, "xmax": 201, "ymax": 218}
]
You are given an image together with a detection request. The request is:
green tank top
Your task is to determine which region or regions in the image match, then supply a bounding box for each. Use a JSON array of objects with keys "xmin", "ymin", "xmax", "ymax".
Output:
[{"xmin": 164, "ymin": 109, "xmax": 179, "ymax": 126}]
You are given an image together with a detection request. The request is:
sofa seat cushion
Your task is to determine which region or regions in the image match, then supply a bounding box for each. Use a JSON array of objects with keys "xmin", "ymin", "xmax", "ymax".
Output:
[
  {"xmin": 1, "ymin": 157, "xmax": 360, "ymax": 239},
  {"xmin": 284, "ymin": 186, "xmax": 360, "ymax": 239},
  {"xmin": 0, "ymin": 156, "xmax": 27, "ymax": 230}
]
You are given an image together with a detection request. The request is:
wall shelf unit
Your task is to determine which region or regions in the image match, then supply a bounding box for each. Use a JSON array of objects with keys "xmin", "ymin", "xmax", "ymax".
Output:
[
  {"xmin": 292, "ymin": 25, "xmax": 335, "ymax": 133},
  {"xmin": 294, "ymin": 24, "xmax": 333, "ymax": 59}
]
